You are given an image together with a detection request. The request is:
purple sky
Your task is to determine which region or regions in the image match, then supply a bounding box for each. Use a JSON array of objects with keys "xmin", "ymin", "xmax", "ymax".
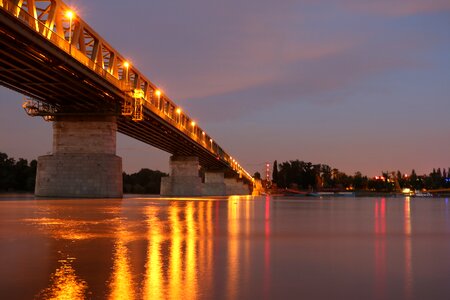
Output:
[{"xmin": 1, "ymin": 0, "xmax": 449, "ymax": 177}]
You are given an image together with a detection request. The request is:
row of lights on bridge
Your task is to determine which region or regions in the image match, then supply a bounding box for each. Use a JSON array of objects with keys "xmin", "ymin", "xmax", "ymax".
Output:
[{"xmin": 63, "ymin": 8, "xmax": 249, "ymax": 179}]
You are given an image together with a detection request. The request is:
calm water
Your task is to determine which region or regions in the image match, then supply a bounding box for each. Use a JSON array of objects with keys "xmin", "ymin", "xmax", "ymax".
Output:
[{"xmin": 0, "ymin": 195, "xmax": 450, "ymax": 299}]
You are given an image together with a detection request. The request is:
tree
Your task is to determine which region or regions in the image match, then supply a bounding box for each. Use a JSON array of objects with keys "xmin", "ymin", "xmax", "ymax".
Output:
[
  {"xmin": 0, "ymin": 152, "xmax": 37, "ymax": 192},
  {"xmin": 353, "ymin": 171, "xmax": 368, "ymax": 190},
  {"xmin": 123, "ymin": 168, "xmax": 168, "ymax": 194},
  {"xmin": 320, "ymin": 165, "xmax": 333, "ymax": 188},
  {"xmin": 253, "ymin": 172, "xmax": 261, "ymax": 180},
  {"xmin": 409, "ymin": 169, "xmax": 418, "ymax": 190},
  {"xmin": 272, "ymin": 160, "xmax": 278, "ymax": 185}
]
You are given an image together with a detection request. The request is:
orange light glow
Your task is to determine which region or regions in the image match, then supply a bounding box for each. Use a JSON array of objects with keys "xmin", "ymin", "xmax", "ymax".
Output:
[
  {"xmin": 168, "ymin": 203, "xmax": 182, "ymax": 300},
  {"xmin": 39, "ymin": 258, "xmax": 87, "ymax": 299},
  {"xmin": 123, "ymin": 61, "xmax": 130, "ymax": 68},
  {"xmin": 109, "ymin": 229, "xmax": 135, "ymax": 300},
  {"xmin": 155, "ymin": 89, "xmax": 161, "ymax": 97},
  {"xmin": 176, "ymin": 108, "xmax": 181, "ymax": 114},
  {"xmin": 144, "ymin": 206, "xmax": 164, "ymax": 300},
  {"xmin": 65, "ymin": 10, "xmax": 74, "ymax": 19},
  {"xmin": 191, "ymin": 121, "xmax": 196, "ymax": 127},
  {"xmin": 227, "ymin": 196, "xmax": 240, "ymax": 298}
]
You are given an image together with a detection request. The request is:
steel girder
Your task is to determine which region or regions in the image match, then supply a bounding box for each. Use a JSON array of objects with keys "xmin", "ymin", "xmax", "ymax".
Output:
[{"xmin": 0, "ymin": 0, "xmax": 253, "ymax": 182}]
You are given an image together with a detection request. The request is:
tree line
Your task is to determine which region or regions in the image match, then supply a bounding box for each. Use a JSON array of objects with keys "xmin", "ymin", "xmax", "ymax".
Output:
[
  {"xmin": 122, "ymin": 169, "xmax": 167, "ymax": 194},
  {"xmin": 2, "ymin": 152, "xmax": 448, "ymax": 194},
  {"xmin": 0, "ymin": 152, "xmax": 167, "ymax": 194},
  {"xmin": 256, "ymin": 159, "xmax": 450, "ymax": 192},
  {"xmin": 0, "ymin": 152, "xmax": 37, "ymax": 192}
]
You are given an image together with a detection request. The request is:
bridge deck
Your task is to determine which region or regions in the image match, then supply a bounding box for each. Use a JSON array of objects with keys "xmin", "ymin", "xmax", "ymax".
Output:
[{"xmin": 0, "ymin": 0, "xmax": 252, "ymax": 181}]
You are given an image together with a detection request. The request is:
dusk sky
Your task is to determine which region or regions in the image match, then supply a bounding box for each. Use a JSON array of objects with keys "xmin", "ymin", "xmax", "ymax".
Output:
[{"xmin": 1, "ymin": 0, "xmax": 449, "ymax": 177}]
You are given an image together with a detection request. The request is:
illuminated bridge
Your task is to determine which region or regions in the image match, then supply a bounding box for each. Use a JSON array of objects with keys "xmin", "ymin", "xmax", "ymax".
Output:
[{"xmin": 0, "ymin": 0, "xmax": 253, "ymax": 197}]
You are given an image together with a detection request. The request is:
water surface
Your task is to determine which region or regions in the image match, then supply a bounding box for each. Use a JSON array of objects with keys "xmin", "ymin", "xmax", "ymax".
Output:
[{"xmin": 0, "ymin": 195, "xmax": 449, "ymax": 299}]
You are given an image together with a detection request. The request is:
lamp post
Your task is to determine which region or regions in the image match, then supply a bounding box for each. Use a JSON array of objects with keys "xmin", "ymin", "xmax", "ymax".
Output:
[
  {"xmin": 191, "ymin": 121, "xmax": 196, "ymax": 136},
  {"xmin": 66, "ymin": 10, "xmax": 74, "ymax": 53},
  {"xmin": 155, "ymin": 89, "xmax": 162, "ymax": 109},
  {"xmin": 176, "ymin": 108, "xmax": 181, "ymax": 123},
  {"xmin": 123, "ymin": 61, "xmax": 130, "ymax": 87}
]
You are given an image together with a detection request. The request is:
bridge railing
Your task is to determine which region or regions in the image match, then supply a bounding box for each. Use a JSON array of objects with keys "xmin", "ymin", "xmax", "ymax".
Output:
[{"xmin": 0, "ymin": 0, "xmax": 253, "ymax": 181}]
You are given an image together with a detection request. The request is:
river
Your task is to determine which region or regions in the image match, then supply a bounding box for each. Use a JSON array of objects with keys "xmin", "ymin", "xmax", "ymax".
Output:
[{"xmin": 0, "ymin": 194, "xmax": 449, "ymax": 299}]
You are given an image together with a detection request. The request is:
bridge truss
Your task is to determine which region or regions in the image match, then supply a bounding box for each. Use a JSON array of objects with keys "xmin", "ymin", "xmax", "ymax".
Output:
[{"xmin": 0, "ymin": 0, "xmax": 252, "ymax": 181}]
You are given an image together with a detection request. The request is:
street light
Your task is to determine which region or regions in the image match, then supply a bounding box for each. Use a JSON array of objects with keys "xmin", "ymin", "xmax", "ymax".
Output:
[
  {"xmin": 65, "ymin": 10, "xmax": 74, "ymax": 45},
  {"xmin": 175, "ymin": 108, "xmax": 182, "ymax": 123},
  {"xmin": 154, "ymin": 89, "xmax": 162, "ymax": 109},
  {"xmin": 123, "ymin": 61, "xmax": 130, "ymax": 84}
]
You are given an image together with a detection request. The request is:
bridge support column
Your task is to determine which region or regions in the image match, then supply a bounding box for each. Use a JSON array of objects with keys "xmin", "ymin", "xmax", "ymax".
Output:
[
  {"xmin": 252, "ymin": 179, "xmax": 264, "ymax": 196},
  {"xmin": 160, "ymin": 156, "xmax": 202, "ymax": 196},
  {"xmin": 203, "ymin": 171, "xmax": 226, "ymax": 196},
  {"xmin": 35, "ymin": 115, "xmax": 122, "ymax": 198},
  {"xmin": 225, "ymin": 178, "xmax": 250, "ymax": 195}
]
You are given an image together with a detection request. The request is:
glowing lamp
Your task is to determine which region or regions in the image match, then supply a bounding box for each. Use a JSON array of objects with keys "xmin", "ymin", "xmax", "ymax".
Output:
[{"xmin": 65, "ymin": 10, "xmax": 74, "ymax": 19}]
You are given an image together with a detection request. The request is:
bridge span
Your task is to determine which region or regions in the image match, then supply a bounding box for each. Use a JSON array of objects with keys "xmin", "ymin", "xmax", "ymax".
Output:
[{"xmin": 0, "ymin": 0, "xmax": 253, "ymax": 197}]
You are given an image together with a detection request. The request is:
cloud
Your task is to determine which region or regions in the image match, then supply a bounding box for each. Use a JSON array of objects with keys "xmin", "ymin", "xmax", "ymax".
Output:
[
  {"xmin": 183, "ymin": 33, "xmax": 427, "ymax": 122},
  {"xmin": 74, "ymin": 0, "xmax": 447, "ymax": 123},
  {"xmin": 343, "ymin": 0, "xmax": 450, "ymax": 16}
]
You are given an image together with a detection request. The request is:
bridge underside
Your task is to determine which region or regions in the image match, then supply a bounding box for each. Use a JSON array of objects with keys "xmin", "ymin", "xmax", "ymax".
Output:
[
  {"xmin": 0, "ymin": 5, "xmax": 252, "ymax": 197},
  {"xmin": 0, "ymin": 9, "xmax": 245, "ymax": 175}
]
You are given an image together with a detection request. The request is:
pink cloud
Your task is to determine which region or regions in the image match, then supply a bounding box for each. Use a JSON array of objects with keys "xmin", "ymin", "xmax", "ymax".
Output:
[{"xmin": 344, "ymin": 0, "xmax": 450, "ymax": 16}]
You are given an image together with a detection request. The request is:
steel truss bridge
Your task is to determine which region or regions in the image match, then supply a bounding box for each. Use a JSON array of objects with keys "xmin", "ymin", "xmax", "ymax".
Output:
[{"xmin": 0, "ymin": 0, "xmax": 252, "ymax": 182}]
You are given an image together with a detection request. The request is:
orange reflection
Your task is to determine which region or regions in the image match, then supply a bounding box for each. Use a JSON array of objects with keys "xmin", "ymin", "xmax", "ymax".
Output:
[
  {"xmin": 38, "ymin": 257, "xmax": 87, "ymax": 300},
  {"xmin": 184, "ymin": 201, "xmax": 198, "ymax": 299},
  {"xmin": 168, "ymin": 203, "xmax": 182, "ymax": 300},
  {"xmin": 374, "ymin": 198, "xmax": 387, "ymax": 298},
  {"xmin": 206, "ymin": 201, "xmax": 214, "ymax": 290},
  {"xmin": 143, "ymin": 206, "xmax": 164, "ymax": 300},
  {"xmin": 264, "ymin": 195, "xmax": 271, "ymax": 296},
  {"xmin": 404, "ymin": 197, "xmax": 413, "ymax": 299},
  {"xmin": 197, "ymin": 201, "xmax": 212, "ymax": 295},
  {"xmin": 23, "ymin": 217, "xmax": 103, "ymax": 240},
  {"xmin": 244, "ymin": 199, "xmax": 251, "ymax": 285},
  {"xmin": 139, "ymin": 201, "xmax": 212, "ymax": 299},
  {"xmin": 227, "ymin": 196, "xmax": 240, "ymax": 299},
  {"xmin": 109, "ymin": 224, "xmax": 135, "ymax": 300}
]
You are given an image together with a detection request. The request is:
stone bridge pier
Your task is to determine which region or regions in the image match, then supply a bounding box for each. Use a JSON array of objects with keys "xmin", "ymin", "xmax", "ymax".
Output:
[
  {"xmin": 160, "ymin": 156, "xmax": 203, "ymax": 196},
  {"xmin": 224, "ymin": 177, "xmax": 250, "ymax": 195},
  {"xmin": 35, "ymin": 115, "xmax": 122, "ymax": 198},
  {"xmin": 160, "ymin": 155, "xmax": 251, "ymax": 196}
]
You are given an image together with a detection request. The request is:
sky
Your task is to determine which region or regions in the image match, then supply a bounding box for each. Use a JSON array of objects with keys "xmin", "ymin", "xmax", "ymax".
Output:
[{"xmin": 1, "ymin": 0, "xmax": 449, "ymax": 177}]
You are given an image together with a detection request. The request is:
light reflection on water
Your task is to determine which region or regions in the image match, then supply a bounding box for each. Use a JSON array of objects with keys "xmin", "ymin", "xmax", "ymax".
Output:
[
  {"xmin": 0, "ymin": 196, "xmax": 450, "ymax": 299},
  {"xmin": 109, "ymin": 223, "xmax": 135, "ymax": 300},
  {"xmin": 404, "ymin": 197, "xmax": 413, "ymax": 300},
  {"xmin": 38, "ymin": 257, "xmax": 87, "ymax": 300}
]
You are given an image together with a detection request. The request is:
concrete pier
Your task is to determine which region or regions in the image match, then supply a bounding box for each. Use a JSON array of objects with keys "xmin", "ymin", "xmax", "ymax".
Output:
[
  {"xmin": 160, "ymin": 156, "xmax": 203, "ymax": 196},
  {"xmin": 224, "ymin": 178, "xmax": 250, "ymax": 195},
  {"xmin": 35, "ymin": 115, "xmax": 122, "ymax": 198},
  {"xmin": 203, "ymin": 171, "xmax": 226, "ymax": 196},
  {"xmin": 252, "ymin": 179, "xmax": 264, "ymax": 196}
]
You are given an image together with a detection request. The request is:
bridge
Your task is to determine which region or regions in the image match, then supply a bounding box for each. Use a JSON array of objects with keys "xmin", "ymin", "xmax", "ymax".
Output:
[{"xmin": 0, "ymin": 0, "xmax": 253, "ymax": 197}]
